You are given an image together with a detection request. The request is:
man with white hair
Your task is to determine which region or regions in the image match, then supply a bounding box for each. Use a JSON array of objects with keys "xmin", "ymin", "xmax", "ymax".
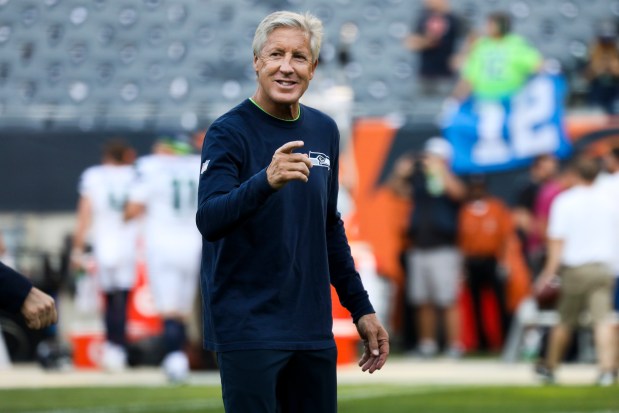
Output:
[{"xmin": 197, "ymin": 11, "xmax": 388, "ymax": 412}]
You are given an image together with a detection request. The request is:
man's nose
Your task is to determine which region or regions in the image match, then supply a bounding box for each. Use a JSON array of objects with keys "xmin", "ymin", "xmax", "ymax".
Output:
[{"xmin": 279, "ymin": 55, "xmax": 294, "ymax": 73}]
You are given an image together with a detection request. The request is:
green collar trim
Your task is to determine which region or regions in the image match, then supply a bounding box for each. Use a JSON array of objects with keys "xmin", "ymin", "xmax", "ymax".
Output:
[{"xmin": 249, "ymin": 97, "xmax": 301, "ymax": 122}]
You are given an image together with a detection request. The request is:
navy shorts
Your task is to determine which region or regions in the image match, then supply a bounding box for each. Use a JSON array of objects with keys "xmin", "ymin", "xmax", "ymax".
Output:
[
  {"xmin": 614, "ymin": 277, "xmax": 619, "ymax": 312},
  {"xmin": 217, "ymin": 347, "xmax": 338, "ymax": 413}
]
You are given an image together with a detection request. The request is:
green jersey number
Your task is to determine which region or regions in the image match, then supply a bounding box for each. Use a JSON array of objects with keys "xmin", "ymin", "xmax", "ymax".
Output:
[{"xmin": 172, "ymin": 179, "xmax": 197, "ymax": 214}]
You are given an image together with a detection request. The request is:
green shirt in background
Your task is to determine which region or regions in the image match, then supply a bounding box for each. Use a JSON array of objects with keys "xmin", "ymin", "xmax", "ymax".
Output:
[{"xmin": 462, "ymin": 34, "xmax": 542, "ymax": 100}]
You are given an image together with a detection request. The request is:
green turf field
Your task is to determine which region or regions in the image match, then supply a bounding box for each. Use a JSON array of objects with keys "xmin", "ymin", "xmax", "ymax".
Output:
[{"xmin": 0, "ymin": 385, "xmax": 617, "ymax": 413}]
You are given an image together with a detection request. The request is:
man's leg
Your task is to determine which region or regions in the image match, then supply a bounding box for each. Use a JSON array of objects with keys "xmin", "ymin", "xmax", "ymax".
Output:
[
  {"xmin": 444, "ymin": 304, "xmax": 461, "ymax": 353},
  {"xmin": 417, "ymin": 303, "xmax": 437, "ymax": 355},
  {"xmin": 541, "ymin": 267, "xmax": 583, "ymax": 376},
  {"xmin": 408, "ymin": 250, "xmax": 437, "ymax": 355},
  {"xmin": 218, "ymin": 350, "xmax": 291, "ymax": 413},
  {"xmin": 487, "ymin": 258, "xmax": 510, "ymax": 342},
  {"xmin": 101, "ymin": 288, "xmax": 130, "ymax": 371},
  {"xmin": 432, "ymin": 247, "xmax": 462, "ymax": 355},
  {"xmin": 594, "ymin": 322, "xmax": 616, "ymax": 373},
  {"xmin": 276, "ymin": 348, "xmax": 337, "ymax": 413},
  {"xmin": 465, "ymin": 259, "xmax": 487, "ymax": 350},
  {"xmin": 545, "ymin": 323, "xmax": 570, "ymax": 371},
  {"xmin": 587, "ymin": 270, "xmax": 616, "ymax": 375},
  {"xmin": 104, "ymin": 289, "xmax": 129, "ymax": 348}
]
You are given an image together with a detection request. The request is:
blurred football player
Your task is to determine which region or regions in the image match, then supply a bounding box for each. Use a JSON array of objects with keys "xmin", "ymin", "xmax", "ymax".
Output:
[
  {"xmin": 125, "ymin": 137, "xmax": 201, "ymax": 382},
  {"xmin": 72, "ymin": 139, "xmax": 138, "ymax": 371}
]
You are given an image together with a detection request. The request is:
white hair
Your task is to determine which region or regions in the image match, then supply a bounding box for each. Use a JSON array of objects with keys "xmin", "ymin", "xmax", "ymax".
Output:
[{"xmin": 252, "ymin": 11, "xmax": 323, "ymax": 63}]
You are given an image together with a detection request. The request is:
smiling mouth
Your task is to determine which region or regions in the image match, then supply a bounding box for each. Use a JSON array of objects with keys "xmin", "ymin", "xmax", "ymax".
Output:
[{"xmin": 275, "ymin": 80, "xmax": 297, "ymax": 87}]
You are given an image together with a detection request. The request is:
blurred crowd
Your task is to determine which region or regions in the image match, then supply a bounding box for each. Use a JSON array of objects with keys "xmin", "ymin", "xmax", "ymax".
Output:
[
  {"xmin": 360, "ymin": 0, "xmax": 619, "ymax": 383},
  {"xmin": 378, "ymin": 140, "xmax": 619, "ymax": 379},
  {"xmin": 405, "ymin": 0, "xmax": 619, "ymax": 113}
]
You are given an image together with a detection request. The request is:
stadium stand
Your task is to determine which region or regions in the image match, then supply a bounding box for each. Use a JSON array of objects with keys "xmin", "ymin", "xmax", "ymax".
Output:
[{"xmin": 0, "ymin": 0, "xmax": 617, "ymax": 130}]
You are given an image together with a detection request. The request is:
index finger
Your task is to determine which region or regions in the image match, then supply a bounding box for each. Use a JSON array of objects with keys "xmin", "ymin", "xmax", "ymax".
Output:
[{"xmin": 276, "ymin": 141, "xmax": 304, "ymax": 154}]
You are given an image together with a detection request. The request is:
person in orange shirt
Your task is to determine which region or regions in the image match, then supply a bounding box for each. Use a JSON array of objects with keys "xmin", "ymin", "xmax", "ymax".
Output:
[{"xmin": 458, "ymin": 176, "xmax": 513, "ymax": 351}]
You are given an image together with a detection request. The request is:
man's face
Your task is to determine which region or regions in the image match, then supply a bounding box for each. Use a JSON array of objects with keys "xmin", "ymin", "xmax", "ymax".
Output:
[
  {"xmin": 602, "ymin": 152, "xmax": 619, "ymax": 173},
  {"xmin": 531, "ymin": 156, "xmax": 558, "ymax": 182},
  {"xmin": 253, "ymin": 27, "xmax": 317, "ymax": 111},
  {"xmin": 538, "ymin": 157, "xmax": 558, "ymax": 180},
  {"xmin": 486, "ymin": 19, "xmax": 500, "ymax": 38}
]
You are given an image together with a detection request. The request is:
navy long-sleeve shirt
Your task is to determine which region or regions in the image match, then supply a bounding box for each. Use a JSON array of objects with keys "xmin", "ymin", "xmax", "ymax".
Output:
[
  {"xmin": 0, "ymin": 261, "xmax": 32, "ymax": 313},
  {"xmin": 196, "ymin": 99, "xmax": 374, "ymax": 352}
]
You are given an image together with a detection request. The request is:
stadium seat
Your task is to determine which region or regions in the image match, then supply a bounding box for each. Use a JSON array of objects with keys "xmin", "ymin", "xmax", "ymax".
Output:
[{"xmin": 0, "ymin": 0, "xmax": 613, "ymax": 127}]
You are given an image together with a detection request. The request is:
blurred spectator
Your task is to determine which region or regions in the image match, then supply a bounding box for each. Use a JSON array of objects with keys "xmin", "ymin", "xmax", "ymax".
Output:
[
  {"xmin": 596, "ymin": 147, "xmax": 619, "ymax": 377},
  {"xmin": 585, "ymin": 21, "xmax": 619, "ymax": 114},
  {"xmin": 125, "ymin": 138, "xmax": 201, "ymax": 383},
  {"xmin": 512, "ymin": 155, "xmax": 559, "ymax": 275},
  {"xmin": 405, "ymin": 0, "xmax": 462, "ymax": 95},
  {"xmin": 451, "ymin": 12, "xmax": 542, "ymax": 101},
  {"xmin": 535, "ymin": 157, "xmax": 617, "ymax": 386},
  {"xmin": 392, "ymin": 137, "xmax": 466, "ymax": 358},
  {"xmin": 458, "ymin": 176, "xmax": 513, "ymax": 351},
  {"xmin": 530, "ymin": 166, "xmax": 574, "ymax": 265},
  {"xmin": 71, "ymin": 139, "xmax": 138, "ymax": 372}
]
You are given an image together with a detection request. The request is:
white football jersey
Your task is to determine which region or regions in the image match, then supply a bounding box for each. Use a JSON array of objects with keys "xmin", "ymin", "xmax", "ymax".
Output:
[
  {"xmin": 78, "ymin": 164, "xmax": 138, "ymax": 269},
  {"xmin": 130, "ymin": 154, "xmax": 202, "ymax": 314},
  {"xmin": 130, "ymin": 154, "xmax": 202, "ymax": 250}
]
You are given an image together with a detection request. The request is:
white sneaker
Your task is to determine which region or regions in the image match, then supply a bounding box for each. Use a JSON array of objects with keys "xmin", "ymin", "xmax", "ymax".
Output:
[
  {"xmin": 445, "ymin": 345, "xmax": 464, "ymax": 360},
  {"xmin": 417, "ymin": 341, "xmax": 438, "ymax": 359},
  {"xmin": 596, "ymin": 371, "xmax": 615, "ymax": 387},
  {"xmin": 162, "ymin": 351, "xmax": 189, "ymax": 383},
  {"xmin": 101, "ymin": 342, "xmax": 127, "ymax": 372}
]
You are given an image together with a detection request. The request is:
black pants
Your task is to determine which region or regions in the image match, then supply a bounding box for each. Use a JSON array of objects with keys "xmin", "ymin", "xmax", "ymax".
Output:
[
  {"xmin": 217, "ymin": 347, "xmax": 338, "ymax": 413},
  {"xmin": 104, "ymin": 290, "xmax": 129, "ymax": 347},
  {"xmin": 465, "ymin": 257, "xmax": 509, "ymax": 350}
]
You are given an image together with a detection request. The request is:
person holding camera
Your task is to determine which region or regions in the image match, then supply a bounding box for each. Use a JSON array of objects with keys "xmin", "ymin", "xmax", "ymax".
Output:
[{"xmin": 392, "ymin": 137, "xmax": 466, "ymax": 358}]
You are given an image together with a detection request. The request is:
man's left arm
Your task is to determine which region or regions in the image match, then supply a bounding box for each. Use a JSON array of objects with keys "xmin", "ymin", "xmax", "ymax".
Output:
[
  {"xmin": 326, "ymin": 134, "xmax": 389, "ymax": 373},
  {"xmin": 0, "ymin": 261, "xmax": 32, "ymax": 313}
]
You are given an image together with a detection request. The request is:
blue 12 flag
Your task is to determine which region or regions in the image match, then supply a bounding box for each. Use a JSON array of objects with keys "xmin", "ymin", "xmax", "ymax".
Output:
[{"xmin": 443, "ymin": 74, "xmax": 572, "ymax": 174}]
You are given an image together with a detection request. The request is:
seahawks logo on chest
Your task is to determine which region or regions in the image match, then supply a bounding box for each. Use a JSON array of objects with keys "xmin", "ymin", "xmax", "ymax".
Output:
[{"xmin": 308, "ymin": 151, "xmax": 330, "ymax": 170}]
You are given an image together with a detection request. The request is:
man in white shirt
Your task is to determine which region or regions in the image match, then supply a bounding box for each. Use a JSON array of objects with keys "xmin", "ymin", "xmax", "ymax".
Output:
[
  {"xmin": 72, "ymin": 140, "xmax": 138, "ymax": 371},
  {"xmin": 125, "ymin": 139, "xmax": 202, "ymax": 382},
  {"xmin": 597, "ymin": 147, "xmax": 619, "ymax": 380},
  {"xmin": 535, "ymin": 157, "xmax": 616, "ymax": 386}
]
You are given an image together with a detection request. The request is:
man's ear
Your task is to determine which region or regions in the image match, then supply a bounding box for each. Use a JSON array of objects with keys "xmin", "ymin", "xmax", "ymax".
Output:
[
  {"xmin": 253, "ymin": 54, "xmax": 259, "ymax": 74},
  {"xmin": 309, "ymin": 59, "xmax": 319, "ymax": 80}
]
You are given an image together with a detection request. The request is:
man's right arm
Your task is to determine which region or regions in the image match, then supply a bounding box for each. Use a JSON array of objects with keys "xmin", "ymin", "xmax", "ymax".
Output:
[
  {"xmin": 536, "ymin": 197, "xmax": 565, "ymax": 291},
  {"xmin": 196, "ymin": 124, "xmax": 276, "ymax": 242},
  {"xmin": 197, "ymin": 125, "xmax": 312, "ymax": 242}
]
